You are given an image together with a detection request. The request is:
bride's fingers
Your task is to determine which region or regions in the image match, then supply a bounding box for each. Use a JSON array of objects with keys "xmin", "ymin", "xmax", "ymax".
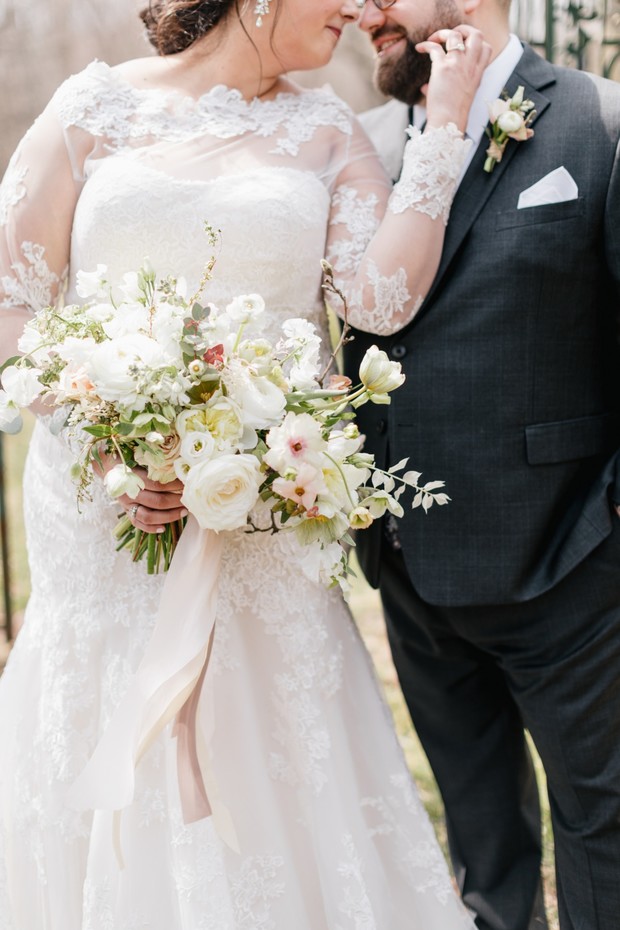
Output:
[{"xmin": 126, "ymin": 500, "xmax": 188, "ymax": 534}]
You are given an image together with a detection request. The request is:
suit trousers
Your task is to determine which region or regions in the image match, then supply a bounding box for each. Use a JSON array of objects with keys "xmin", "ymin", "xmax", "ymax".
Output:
[{"xmin": 379, "ymin": 516, "xmax": 620, "ymax": 930}]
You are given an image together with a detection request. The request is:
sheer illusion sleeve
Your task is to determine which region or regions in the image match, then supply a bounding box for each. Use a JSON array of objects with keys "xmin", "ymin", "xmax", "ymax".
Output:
[
  {"xmin": 0, "ymin": 99, "xmax": 86, "ymax": 366},
  {"xmin": 325, "ymin": 119, "xmax": 470, "ymax": 336}
]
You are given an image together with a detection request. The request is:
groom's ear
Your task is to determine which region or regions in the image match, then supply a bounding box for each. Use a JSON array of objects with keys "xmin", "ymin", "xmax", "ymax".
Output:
[{"xmin": 462, "ymin": 0, "xmax": 482, "ymax": 17}]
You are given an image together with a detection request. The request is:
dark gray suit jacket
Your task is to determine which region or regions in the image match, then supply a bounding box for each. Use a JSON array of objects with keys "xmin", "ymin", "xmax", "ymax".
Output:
[{"xmin": 346, "ymin": 45, "xmax": 620, "ymax": 606}]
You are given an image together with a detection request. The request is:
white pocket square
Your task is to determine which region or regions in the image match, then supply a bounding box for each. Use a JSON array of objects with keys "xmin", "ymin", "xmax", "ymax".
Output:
[{"xmin": 517, "ymin": 167, "xmax": 579, "ymax": 209}]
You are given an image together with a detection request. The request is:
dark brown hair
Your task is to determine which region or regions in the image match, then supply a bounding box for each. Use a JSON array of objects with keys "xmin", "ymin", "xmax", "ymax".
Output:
[{"xmin": 140, "ymin": 0, "xmax": 236, "ymax": 55}]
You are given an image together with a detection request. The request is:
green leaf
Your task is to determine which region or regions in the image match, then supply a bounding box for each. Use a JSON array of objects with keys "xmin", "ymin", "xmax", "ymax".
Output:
[{"xmin": 82, "ymin": 424, "xmax": 113, "ymax": 438}]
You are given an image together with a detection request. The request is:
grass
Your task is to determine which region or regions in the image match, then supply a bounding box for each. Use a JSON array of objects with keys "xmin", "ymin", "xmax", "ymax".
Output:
[{"xmin": 0, "ymin": 419, "xmax": 558, "ymax": 927}]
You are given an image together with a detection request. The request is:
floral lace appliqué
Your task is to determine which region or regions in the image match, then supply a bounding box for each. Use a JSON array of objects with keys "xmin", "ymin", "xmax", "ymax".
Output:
[
  {"xmin": 388, "ymin": 123, "xmax": 471, "ymax": 223},
  {"xmin": 0, "ymin": 241, "xmax": 61, "ymax": 312},
  {"xmin": 53, "ymin": 61, "xmax": 353, "ymax": 156},
  {"xmin": 327, "ymin": 186, "xmax": 380, "ymax": 275}
]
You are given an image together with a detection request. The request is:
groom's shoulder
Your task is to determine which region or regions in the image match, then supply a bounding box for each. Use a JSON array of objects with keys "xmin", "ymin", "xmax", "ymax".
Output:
[
  {"xmin": 358, "ymin": 98, "xmax": 409, "ymax": 136},
  {"xmin": 358, "ymin": 99, "xmax": 410, "ymax": 180}
]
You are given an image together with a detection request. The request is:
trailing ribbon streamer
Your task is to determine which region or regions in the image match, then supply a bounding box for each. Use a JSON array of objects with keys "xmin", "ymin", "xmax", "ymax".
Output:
[{"xmin": 67, "ymin": 516, "xmax": 239, "ymax": 861}]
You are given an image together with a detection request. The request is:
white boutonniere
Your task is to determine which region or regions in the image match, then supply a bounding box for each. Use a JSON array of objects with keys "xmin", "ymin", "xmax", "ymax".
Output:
[{"xmin": 484, "ymin": 85, "xmax": 536, "ymax": 173}]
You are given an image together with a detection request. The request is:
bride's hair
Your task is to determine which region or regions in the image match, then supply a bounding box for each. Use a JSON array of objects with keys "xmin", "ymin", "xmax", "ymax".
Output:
[{"xmin": 140, "ymin": 0, "xmax": 237, "ymax": 54}]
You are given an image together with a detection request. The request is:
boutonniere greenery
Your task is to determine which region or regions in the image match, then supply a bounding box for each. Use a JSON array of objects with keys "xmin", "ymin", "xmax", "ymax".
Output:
[{"xmin": 484, "ymin": 85, "xmax": 536, "ymax": 173}]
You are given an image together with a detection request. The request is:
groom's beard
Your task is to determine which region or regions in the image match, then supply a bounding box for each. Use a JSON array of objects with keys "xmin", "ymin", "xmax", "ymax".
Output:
[{"xmin": 373, "ymin": 0, "xmax": 461, "ymax": 106}]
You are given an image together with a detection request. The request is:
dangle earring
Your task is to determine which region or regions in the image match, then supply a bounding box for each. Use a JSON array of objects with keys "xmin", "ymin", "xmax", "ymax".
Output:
[{"xmin": 254, "ymin": 0, "xmax": 270, "ymax": 27}]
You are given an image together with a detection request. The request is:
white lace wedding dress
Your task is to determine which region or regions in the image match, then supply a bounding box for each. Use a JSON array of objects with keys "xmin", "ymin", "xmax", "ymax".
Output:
[{"xmin": 0, "ymin": 62, "xmax": 473, "ymax": 929}]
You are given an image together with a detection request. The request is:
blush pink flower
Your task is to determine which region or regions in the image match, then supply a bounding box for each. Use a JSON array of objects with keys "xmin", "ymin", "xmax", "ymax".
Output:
[
  {"xmin": 264, "ymin": 411, "xmax": 326, "ymax": 473},
  {"xmin": 272, "ymin": 463, "xmax": 327, "ymax": 511}
]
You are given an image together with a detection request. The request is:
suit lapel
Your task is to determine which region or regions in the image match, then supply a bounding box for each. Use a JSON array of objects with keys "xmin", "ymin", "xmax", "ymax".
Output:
[{"xmin": 415, "ymin": 45, "xmax": 557, "ymax": 316}]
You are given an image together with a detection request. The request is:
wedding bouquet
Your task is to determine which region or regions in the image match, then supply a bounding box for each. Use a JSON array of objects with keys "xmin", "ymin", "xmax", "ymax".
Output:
[{"xmin": 0, "ymin": 229, "xmax": 448, "ymax": 589}]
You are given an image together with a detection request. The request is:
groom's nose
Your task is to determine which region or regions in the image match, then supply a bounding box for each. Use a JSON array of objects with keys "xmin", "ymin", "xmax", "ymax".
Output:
[{"xmin": 357, "ymin": 1, "xmax": 387, "ymax": 32}]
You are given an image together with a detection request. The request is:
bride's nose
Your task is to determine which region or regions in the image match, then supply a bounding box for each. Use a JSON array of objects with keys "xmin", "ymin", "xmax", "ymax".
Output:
[{"xmin": 341, "ymin": 0, "xmax": 362, "ymax": 20}]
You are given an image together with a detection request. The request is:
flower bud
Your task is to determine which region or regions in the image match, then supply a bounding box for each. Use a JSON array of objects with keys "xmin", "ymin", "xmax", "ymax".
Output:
[
  {"xmin": 497, "ymin": 111, "xmax": 524, "ymax": 134},
  {"xmin": 349, "ymin": 507, "xmax": 374, "ymax": 530},
  {"xmin": 104, "ymin": 463, "xmax": 145, "ymax": 500},
  {"xmin": 359, "ymin": 346, "xmax": 405, "ymax": 395}
]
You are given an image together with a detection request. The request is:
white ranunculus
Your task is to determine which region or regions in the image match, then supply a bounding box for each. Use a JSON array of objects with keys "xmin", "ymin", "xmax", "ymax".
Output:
[
  {"xmin": 179, "ymin": 430, "xmax": 216, "ymax": 464},
  {"xmin": 359, "ymin": 346, "xmax": 405, "ymax": 396},
  {"xmin": 75, "ymin": 264, "xmax": 108, "ymax": 299},
  {"xmin": 104, "ymin": 463, "xmax": 145, "ymax": 500},
  {"xmin": 497, "ymin": 110, "xmax": 524, "ymax": 135},
  {"xmin": 181, "ymin": 453, "xmax": 262, "ymax": 532},
  {"xmin": 1, "ymin": 365, "xmax": 43, "ymax": 407},
  {"xmin": 0, "ymin": 391, "xmax": 23, "ymax": 434}
]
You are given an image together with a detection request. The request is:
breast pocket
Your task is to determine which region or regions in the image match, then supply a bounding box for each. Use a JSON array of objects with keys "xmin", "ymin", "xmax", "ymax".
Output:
[{"xmin": 495, "ymin": 198, "xmax": 585, "ymax": 231}]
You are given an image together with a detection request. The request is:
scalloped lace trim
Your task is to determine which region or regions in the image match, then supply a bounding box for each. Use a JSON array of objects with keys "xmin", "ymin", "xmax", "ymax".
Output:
[
  {"xmin": 53, "ymin": 61, "xmax": 354, "ymax": 154},
  {"xmin": 388, "ymin": 123, "xmax": 471, "ymax": 223}
]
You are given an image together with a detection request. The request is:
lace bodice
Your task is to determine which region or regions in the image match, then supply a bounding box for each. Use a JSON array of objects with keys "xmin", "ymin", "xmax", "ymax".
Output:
[{"xmin": 0, "ymin": 60, "xmax": 469, "ymax": 345}]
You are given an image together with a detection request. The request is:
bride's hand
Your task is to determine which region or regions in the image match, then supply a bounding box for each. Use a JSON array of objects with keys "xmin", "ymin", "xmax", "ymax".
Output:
[
  {"xmin": 416, "ymin": 25, "xmax": 492, "ymax": 132},
  {"xmin": 120, "ymin": 469, "xmax": 187, "ymax": 534},
  {"xmin": 95, "ymin": 454, "xmax": 187, "ymax": 533}
]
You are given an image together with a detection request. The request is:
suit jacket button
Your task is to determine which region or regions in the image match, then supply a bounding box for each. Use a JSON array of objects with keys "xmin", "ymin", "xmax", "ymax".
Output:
[
  {"xmin": 391, "ymin": 344, "xmax": 407, "ymax": 359},
  {"xmin": 376, "ymin": 419, "xmax": 387, "ymax": 434}
]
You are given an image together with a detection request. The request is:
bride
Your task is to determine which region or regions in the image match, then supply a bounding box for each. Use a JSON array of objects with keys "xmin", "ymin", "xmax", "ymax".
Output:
[{"xmin": 0, "ymin": 0, "xmax": 489, "ymax": 926}]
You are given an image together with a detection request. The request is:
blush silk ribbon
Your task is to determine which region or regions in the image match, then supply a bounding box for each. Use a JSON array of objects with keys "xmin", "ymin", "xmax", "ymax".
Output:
[{"xmin": 67, "ymin": 516, "xmax": 239, "ymax": 864}]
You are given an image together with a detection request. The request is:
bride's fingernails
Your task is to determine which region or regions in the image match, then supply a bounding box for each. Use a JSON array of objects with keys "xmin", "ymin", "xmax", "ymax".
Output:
[
  {"xmin": 180, "ymin": 509, "xmax": 188, "ymax": 518},
  {"xmin": 156, "ymin": 527, "xmax": 165, "ymax": 533}
]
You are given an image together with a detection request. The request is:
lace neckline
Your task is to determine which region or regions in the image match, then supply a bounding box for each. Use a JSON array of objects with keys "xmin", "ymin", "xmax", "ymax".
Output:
[
  {"xmin": 54, "ymin": 60, "xmax": 354, "ymax": 153},
  {"xmin": 88, "ymin": 60, "xmax": 322, "ymax": 114}
]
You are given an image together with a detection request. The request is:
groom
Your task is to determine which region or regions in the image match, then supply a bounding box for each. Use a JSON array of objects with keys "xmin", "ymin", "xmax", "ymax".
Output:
[{"xmin": 346, "ymin": 1, "xmax": 620, "ymax": 928}]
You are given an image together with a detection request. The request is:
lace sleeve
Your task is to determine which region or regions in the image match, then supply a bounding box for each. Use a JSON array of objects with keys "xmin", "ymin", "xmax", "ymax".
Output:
[
  {"xmin": 325, "ymin": 121, "xmax": 470, "ymax": 336},
  {"xmin": 0, "ymin": 100, "xmax": 85, "ymax": 366}
]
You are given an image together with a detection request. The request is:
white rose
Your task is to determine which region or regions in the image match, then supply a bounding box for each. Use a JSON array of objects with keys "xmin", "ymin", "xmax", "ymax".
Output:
[
  {"xmin": 55, "ymin": 364, "xmax": 96, "ymax": 401},
  {"xmin": 224, "ymin": 361, "xmax": 286, "ymax": 430},
  {"xmin": 83, "ymin": 302, "xmax": 115, "ymax": 324},
  {"xmin": 0, "ymin": 391, "xmax": 23, "ymax": 434},
  {"xmin": 104, "ymin": 463, "xmax": 145, "ymax": 500},
  {"xmin": 181, "ymin": 453, "xmax": 262, "ymax": 532},
  {"xmin": 55, "ymin": 336, "xmax": 99, "ymax": 367},
  {"xmin": 225, "ymin": 294, "xmax": 265, "ymax": 324},
  {"xmin": 359, "ymin": 346, "xmax": 405, "ymax": 402},
  {"xmin": 497, "ymin": 110, "xmax": 524, "ymax": 134},
  {"xmin": 87, "ymin": 334, "xmax": 168, "ymax": 406},
  {"xmin": 102, "ymin": 303, "xmax": 150, "ymax": 340},
  {"xmin": 1, "ymin": 365, "xmax": 43, "ymax": 407}
]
